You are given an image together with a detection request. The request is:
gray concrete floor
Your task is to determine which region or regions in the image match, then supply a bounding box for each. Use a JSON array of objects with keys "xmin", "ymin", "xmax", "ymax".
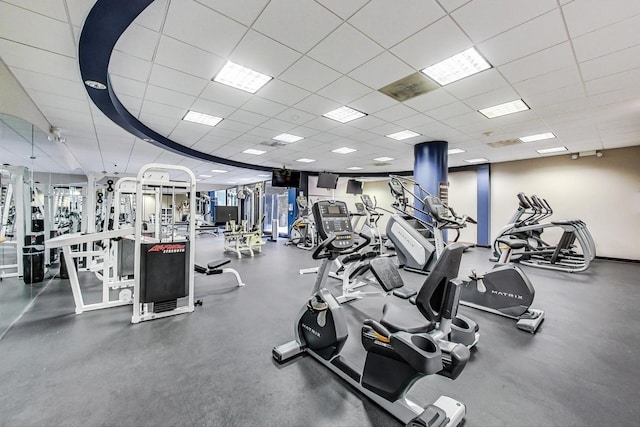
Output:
[{"xmin": 0, "ymin": 235, "xmax": 639, "ymax": 426}]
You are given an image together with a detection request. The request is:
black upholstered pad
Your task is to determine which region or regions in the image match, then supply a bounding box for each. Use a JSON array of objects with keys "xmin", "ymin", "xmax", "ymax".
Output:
[
  {"xmin": 207, "ymin": 258, "xmax": 231, "ymax": 269},
  {"xmin": 380, "ymin": 302, "xmax": 434, "ymax": 334}
]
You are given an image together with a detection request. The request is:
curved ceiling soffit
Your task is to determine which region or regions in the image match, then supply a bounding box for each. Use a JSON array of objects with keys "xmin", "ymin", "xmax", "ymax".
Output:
[{"xmin": 78, "ymin": 0, "xmax": 413, "ymax": 177}]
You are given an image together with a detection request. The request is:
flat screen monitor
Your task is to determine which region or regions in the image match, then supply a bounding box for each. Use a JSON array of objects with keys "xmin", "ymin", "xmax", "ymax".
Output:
[
  {"xmin": 346, "ymin": 179, "xmax": 363, "ymax": 195},
  {"xmin": 214, "ymin": 205, "xmax": 238, "ymax": 225},
  {"xmin": 271, "ymin": 169, "xmax": 301, "ymax": 188},
  {"xmin": 317, "ymin": 172, "xmax": 339, "ymax": 189}
]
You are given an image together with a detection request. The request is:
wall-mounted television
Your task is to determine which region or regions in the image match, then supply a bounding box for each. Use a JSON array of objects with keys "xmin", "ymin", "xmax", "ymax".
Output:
[
  {"xmin": 271, "ymin": 168, "xmax": 301, "ymax": 188},
  {"xmin": 346, "ymin": 179, "xmax": 363, "ymax": 195},
  {"xmin": 317, "ymin": 172, "xmax": 339, "ymax": 189}
]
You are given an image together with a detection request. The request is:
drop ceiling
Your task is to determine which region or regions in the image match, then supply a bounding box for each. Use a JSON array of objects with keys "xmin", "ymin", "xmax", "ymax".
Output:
[{"xmin": 1, "ymin": 0, "xmax": 639, "ymax": 186}]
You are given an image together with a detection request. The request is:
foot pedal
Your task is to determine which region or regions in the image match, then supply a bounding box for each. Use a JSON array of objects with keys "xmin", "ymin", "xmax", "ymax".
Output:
[
  {"xmin": 392, "ymin": 287, "xmax": 417, "ymax": 299},
  {"xmin": 516, "ymin": 309, "xmax": 544, "ymax": 333}
]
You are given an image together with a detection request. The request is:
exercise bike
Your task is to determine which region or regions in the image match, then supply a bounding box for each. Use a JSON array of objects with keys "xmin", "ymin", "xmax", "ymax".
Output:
[
  {"xmin": 423, "ymin": 195, "xmax": 545, "ymax": 333},
  {"xmin": 273, "ymin": 199, "xmax": 471, "ymax": 426}
]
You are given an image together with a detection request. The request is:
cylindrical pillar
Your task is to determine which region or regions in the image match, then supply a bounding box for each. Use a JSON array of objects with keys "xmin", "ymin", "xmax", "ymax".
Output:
[{"xmin": 413, "ymin": 141, "xmax": 448, "ymax": 223}]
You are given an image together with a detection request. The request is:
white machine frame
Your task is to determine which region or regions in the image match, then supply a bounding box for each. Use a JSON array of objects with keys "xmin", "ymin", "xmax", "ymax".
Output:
[{"xmin": 132, "ymin": 164, "xmax": 196, "ymax": 324}]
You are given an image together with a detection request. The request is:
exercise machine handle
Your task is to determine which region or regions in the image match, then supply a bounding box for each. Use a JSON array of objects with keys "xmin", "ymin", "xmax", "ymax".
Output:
[
  {"xmin": 517, "ymin": 192, "xmax": 531, "ymax": 209},
  {"xmin": 311, "ymin": 232, "xmax": 371, "ymax": 260}
]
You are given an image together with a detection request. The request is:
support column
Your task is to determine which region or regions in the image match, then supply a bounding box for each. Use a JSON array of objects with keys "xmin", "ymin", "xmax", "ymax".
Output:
[
  {"xmin": 413, "ymin": 141, "xmax": 448, "ymax": 223},
  {"xmin": 476, "ymin": 164, "xmax": 491, "ymax": 246}
]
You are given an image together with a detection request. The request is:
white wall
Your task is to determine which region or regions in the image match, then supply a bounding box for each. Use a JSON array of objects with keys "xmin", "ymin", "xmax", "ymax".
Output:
[
  {"xmin": 448, "ymin": 170, "xmax": 478, "ymax": 244},
  {"xmin": 491, "ymin": 146, "xmax": 640, "ymax": 260}
]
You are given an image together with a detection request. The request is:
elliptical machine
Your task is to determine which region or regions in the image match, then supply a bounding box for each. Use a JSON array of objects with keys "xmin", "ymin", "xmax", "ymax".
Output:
[
  {"xmin": 423, "ymin": 195, "xmax": 545, "ymax": 334},
  {"xmin": 273, "ymin": 199, "xmax": 471, "ymax": 427}
]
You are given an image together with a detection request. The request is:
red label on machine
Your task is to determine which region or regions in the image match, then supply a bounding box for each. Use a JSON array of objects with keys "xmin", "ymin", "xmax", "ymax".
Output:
[{"xmin": 147, "ymin": 244, "xmax": 186, "ymax": 253}]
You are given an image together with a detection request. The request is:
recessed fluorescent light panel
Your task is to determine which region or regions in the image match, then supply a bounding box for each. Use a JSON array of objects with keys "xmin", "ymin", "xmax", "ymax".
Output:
[
  {"xmin": 385, "ymin": 130, "xmax": 421, "ymax": 141},
  {"xmin": 273, "ymin": 133, "xmax": 304, "ymax": 143},
  {"xmin": 464, "ymin": 158, "xmax": 489, "ymax": 164},
  {"xmin": 211, "ymin": 169, "xmax": 228, "ymax": 173},
  {"xmin": 183, "ymin": 111, "xmax": 223, "ymax": 127},
  {"xmin": 347, "ymin": 166, "xmax": 363, "ymax": 170},
  {"xmin": 478, "ymin": 99, "xmax": 529, "ymax": 119},
  {"xmin": 448, "ymin": 148, "xmax": 466, "ymax": 155},
  {"xmin": 332, "ymin": 147, "xmax": 357, "ymax": 154},
  {"xmin": 421, "ymin": 47, "xmax": 491, "ymax": 86},
  {"xmin": 296, "ymin": 158, "xmax": 316, "ymax": 163},
  {"xmin": 243, "ymin": 148, "xmax": 266, "ymax": 155},
  {"xmin": 536, "ymin": 146, "xmax": 567, "ymax": 154},
  {"xmin": 373, "ymin": 156, "xmax": 395, "ymax": 162},
  {"xmin": 213, "ymin": 61, "xmax": 272, "ymax": 93},
  {"xmin": 323, "ymin": 106, "xmax": 367, "ymax": 123},
  {"xmin": 520, "ymin": 132, "xmax": 556, "ymax": 143}
]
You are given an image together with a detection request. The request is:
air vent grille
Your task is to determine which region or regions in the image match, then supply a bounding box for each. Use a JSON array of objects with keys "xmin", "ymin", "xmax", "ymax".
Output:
[
  {"xmin": 379, "ymin": 72, "xmax": 439, "ymax": 102},
  {"xmin": 260, "ymin": 140, "xmax": 286, "ymax": 147},
  {"xmin": 487, "ymin": 139, "xmax": 521, "ymax": 148}
]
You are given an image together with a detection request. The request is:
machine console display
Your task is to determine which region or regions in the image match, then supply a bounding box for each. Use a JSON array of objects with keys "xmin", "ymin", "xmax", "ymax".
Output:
[{"xmin": 312, "ymin": 200, "xmax": 354, "ymax": 249}]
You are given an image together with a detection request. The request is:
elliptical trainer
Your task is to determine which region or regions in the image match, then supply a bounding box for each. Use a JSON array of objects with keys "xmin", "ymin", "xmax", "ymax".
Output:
[{"xmin": 273, "ymin": 199, "xmax": 470, "ymax": 426}]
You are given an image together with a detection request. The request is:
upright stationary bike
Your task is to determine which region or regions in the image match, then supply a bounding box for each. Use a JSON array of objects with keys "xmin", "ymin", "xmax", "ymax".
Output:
[
  {"xmin": 424, "ymin": 196, "xmax": 545, "ymax": 333},
  {"xmin": 274, "ymin": 199, "xmax": 471, "ymax": 426}
]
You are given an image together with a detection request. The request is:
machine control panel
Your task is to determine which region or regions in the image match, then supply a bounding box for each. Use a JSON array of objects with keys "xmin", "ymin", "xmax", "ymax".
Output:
[{"xmin": 312, "ymin": 200, "xmax": 354, "ymax": 248}]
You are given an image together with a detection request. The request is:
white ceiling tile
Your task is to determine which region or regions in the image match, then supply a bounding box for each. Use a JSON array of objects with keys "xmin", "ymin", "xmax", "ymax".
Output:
[
  {"xmin": 315, "ymin": 0, "xmax": 369, "ymax": 20},
  {"xmin": 348, "ymin": 52, "xmax": 416, "ymax": 90},
  {"xmin": 109, "ymin": 51, "xmax": 153, "ymax": 82},
  {"xmin": 226, "ymin": 109, "xmax": 269, "ymax": 126},
  {"xmin": 478, "ymin": 10, "xmax": 568, "ymax": 67},
  {"xmin": 145, "ymin": 85, "xmax": 196, "ymax": 110},
  {"xmin": 562, "ymin": 0, "xmax": 640, "ymax": 38},
  {"xmin": 394, "ymin": 113, "xmax": 436, "ymax": 130},
  {"xmin": 347, "ymin": 115, "xmax": 387, "ymax": 131},
  {"xmin": 28, "ymin": 90, "xmax": 90, "ymax": 114},
  {"xmin": 514, "ymin": 68, "xmax": 583, "ymax": 99},
  {"xmin": 200, "ymin": 82, "xmax": 252, "ymax": 108},
  {"xmin": 580, "ymin": 44, "xmax": 640, "ymax": 82},
  {"xmin": 257, "ymin": 119, "xmax": 295, "ymax": 133},
  {"xmin": 0, "ymin": 39, "xmax": 79, "ymax": 81},
  {"xmin": 216, "ymin": 119, "xmax": 253, "ymax": 134},
  {"xmin": 451, "ymin": 0, "xmax": 558, "ymax": 43},
  {"xmin": 10, "ymin": 68, "xmax": 87, "ymax": 100},
  {"xmin": 390, "ymin": 16, "xmax": 472, "ymax": 69},
  {"xmin": 585, "ymin": 68, "xmax": 640, "ymax": 96},
  {"xmin": 293, "ymin": 94, "xmax": 340, "ymax": 115},
  {"xmin": 373, "ymin": 104, "xmax": 417, "ymax": 122},
  {"xmin": 163, "ymin": 0, "xmax": 246, "ymax": 57},
  {"xmin": 403, "ymin": 89, "xmax": 458, "ymax": 112},
  {"xmin": 196, "ymin": 0, "xmax": 269, "ymax": 26},
  {"xmin": 572, "ymin": 14, "xmax": 640, "ymax": 62},
  {"xmin": 279, "ymin": 56, "xmax": 341, "ymax": 92},
  {"xmin": 307, "ymin": 23, "xmax": 384, "ymax": 74},
  {"xmin": 498, "ymin": 42, "xmax": 576, "ymax": 83},
  {"xmin": 138, "ymin": 114, "xmax": 178, "ymax": 137},
  {"xmin": 348, "ymin": 0, "xmax": 445, "ymax": 49},
  {"xmin": 118, "ymin": 94, "xmax": 143, "ymax": 114},
  {"xmin": 0, "ymin": 2, "xmax": 76, "ymax": 57},
  {"xmin": 303, "ymin": 117, "xmax": 341, "ymax": 132},
  {"xmin": 240, "ymin": 97, "xmax": 288, "ymax": 117},
  {"xmin": 134, "ymin": 0, "xmax": 168, "ymax": 31},
  {"xmin": 317, "ymin": 77, "xmax": 372, "ymax": 105},
  {"xmin": 274, "ymin": 108, "xmax": 316, "ymax": 126},
  {"xmin": 189, "ymin": 98, "xmax": 237, "ymax": 118},
  {"xmin": 110, "ymin": 75, "xmax": 147, "ymax": 98},
  {"xmin": 257, "ymin": 80, "xmax": 311, "ymax": 106},
  {"xmin": 439, "ymin": 0, "xmax": 472, "ymax": 13},
  {"xmin": 349, "ymin": 91, "xmax": 398, "ymax": 115},
  {"xmin": 463, "ymin": 85, "xmax": 524, "ymax": 110},
  {"xmin": 425, "ymin": 102, "xmax": 474, "ymax": 121},
  {"xmin": 140, "ymin": 100, "xmax": 186, "ymax": 120},
  {"xmin": 169, "ymin": 121, "xmax": 213, "ymax": 145},
  {"xmin": 253, "ymin": 0, "xmax": 341, "ymax": 53},
  {"xmin": 230, "ymin": 30, "xmax": 301, "ymax": 78},
  {"xmin": 155, "ymin": 36, "xmax": 225, "ymax": 79},
  {"xmin": 444, "ymin": 69, "xmax": 508, "ymax": 100},
  {"xmin": 114, "ymin": 24, "xmax": 159, "ymax": 62},
  {"xmin": 148, "ymin": 64, "xmax": 209, "ymax": 96},
  {"xmin": 2, "ymin": 0, "xmax": 68, "ymax": 21}
]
